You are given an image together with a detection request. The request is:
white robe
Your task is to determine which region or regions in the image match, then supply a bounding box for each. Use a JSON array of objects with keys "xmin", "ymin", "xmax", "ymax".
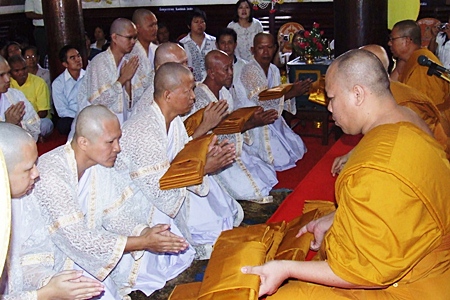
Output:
[
  {"xmin": 77, "ymin": 47, "xmax": 151, "ymax": 125},
  {"xmin": 0, "ymin": 89, "xmax": 40, "ymax": 141},
  {"xmin": 235, "ymin": 59, "xmax": 306, "ymax": 171},
  {"xmin": 192, "ymin": 83, "xmax": 277, "ymax": 202},
  {"xmin": 115, "ymin": 101, "xmax": 243, "ymax": 259},
  {"xmin": 34, "ymin": 143, "xmax": 194, "ymax": 298}
]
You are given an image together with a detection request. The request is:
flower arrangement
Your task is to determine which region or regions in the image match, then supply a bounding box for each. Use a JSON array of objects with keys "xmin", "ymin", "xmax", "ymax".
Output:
[{"xmin": 292, "ymin": 22, "xmax": 328, "ymax": 59}]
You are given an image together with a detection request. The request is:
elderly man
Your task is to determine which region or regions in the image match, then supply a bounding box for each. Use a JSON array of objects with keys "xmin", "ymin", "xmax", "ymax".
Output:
[
  {"xmin": 52, "ymin": 45, "xmax": 85, "ymax": 135},
  {"xmin": 22, "ymin": 46, "xmax": 51, "ymax": 91},
  {"xmin": 34, "ymin": 105, "xmax": 195, "ymax": 298},
  {"xmin": 389, "ymin": 19, "xmax": 450, "ymax": 135},
  {"xmin": 78, "ymin": 18, "xmax": 151, "ymax": 125},
  {"xmin": 235, "ymin": 32, "xmax": 310, "ymax": 171},
  {"xmin": 192, "ymin": 49, "xmax": 279, "ymax": 202},
  {"xmin": 131, "ymin": 9, "xmax": 159, "ymax": 70},
  {"xmin": 0, "ymin": 123, "xmax": 105, "ymax": 299},
  {"xmin": 8, "ymin": 55, "xmax": 52, "ymax": 138},
  {"xmin": 115, "ymin": 63, "xmax": 243, "ymax": 260},
  {"xmin": 0, "ymin": 55, "xmax": 40, "ymax": 141},
  {"xmin": 243, "ymin": 49, "xmax": 450, "ymax": 299}
]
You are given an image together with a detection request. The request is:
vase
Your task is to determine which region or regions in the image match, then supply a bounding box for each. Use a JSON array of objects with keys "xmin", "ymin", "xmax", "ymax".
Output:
[{"xmin": 305, "ymin": 54, "xmax": 314, "ymax": 64}]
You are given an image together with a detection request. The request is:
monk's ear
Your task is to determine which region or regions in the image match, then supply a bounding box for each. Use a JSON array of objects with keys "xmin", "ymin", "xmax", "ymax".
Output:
[
  {"xmin": 77, "ymin": 136, "xmax": 89, "ymax": 151},
  {"xmin": 352, "ymin": 84, "xmax": 365, "ymax": 106},
  {"xmin": 163, "ymin": 89, "xmax": 172, "ymax": 103}
]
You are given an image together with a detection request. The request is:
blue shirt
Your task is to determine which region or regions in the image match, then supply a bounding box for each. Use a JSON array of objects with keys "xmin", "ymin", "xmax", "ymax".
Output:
[{"xmin": 52, "ymin": 68, "xmax": 85, "ymax": 118}]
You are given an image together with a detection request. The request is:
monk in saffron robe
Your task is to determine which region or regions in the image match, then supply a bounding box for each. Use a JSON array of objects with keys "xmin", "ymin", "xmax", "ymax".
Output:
[
  {"xmin": 242, "ymin": 49, "xmax": 450, "ymax": 299},
  {"xmin": 389, "ymin": 19, "xmax": 450, "ymax": 137}
]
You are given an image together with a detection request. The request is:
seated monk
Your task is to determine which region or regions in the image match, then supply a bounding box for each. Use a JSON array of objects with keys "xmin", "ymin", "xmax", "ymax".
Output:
[{"xmin": 242, "ymin": 49, "xmax": 450, "ymax": 299}]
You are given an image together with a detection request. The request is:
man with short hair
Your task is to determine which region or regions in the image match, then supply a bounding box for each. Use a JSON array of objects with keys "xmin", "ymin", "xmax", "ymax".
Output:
[
  {"xmin": 0, "ymin": 123, "xmax": 105, "ymax": 299},
  {"xmin": 131, "ymin": 8, "xmax": 159, "ymax": 70},
  {"xmin": 22, "ymin": 45, "xmax": 51, "ymax": 91},
  {"xmin": 389, "ymin": 19, "xmax": 450, "ymax": 135},
  {"xmin": 34, "ymin": 105, "xmax": 195, "ymax": 298},
  {"xmin": 0, "ymin": 55, "xmax": 40, "ymax": 140},
  {"xmin": 235, "ymin": 33, "xmax": 309, "ymax": 171},
  {"xmin": 243, "ymin": 49, "xmax": 450, "ymax": 299},
  {"xmin": 116, "ymin": 63, "xmax": 243, "ymax": 260},
  {"xmin": 52, "ymin": 45, "xmax": 85, "ymax": 135},
  {"xmin": 8, "ymin": 55, "xmax": 52, "ymax": 138},
  {"xmin": 193, "ymin": 49, "xmax": 278, "ymax": 202},
  {"xmin": 78, "ymin": 18, "xmax": 151, "ymax": 125}
]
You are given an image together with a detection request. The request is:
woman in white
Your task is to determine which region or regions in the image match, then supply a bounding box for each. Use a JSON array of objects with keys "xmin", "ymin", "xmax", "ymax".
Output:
[
  {"xmin": 429, "ymin": 16, "xmax": 450, "ymax": 70},
  {"xmin": 227, "ymin": 0, "xmax": 263, "ymax": 61}
]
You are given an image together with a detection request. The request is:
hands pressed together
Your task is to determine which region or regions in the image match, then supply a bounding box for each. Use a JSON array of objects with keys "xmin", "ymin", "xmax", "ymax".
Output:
[
  {"xmin": 5, "ymin": 101, "xmax": 25, "ymax": 125},
  {"xmin": 242, "ymin": 107, "xmax": 279, "ymax": 132},
  {"xmin": 140, "ymin": 224, "xmax": 189, "ymax": 253},
  {"xmin": 204, "ymin": 135, "xmax": 236, "ymax": 174}
]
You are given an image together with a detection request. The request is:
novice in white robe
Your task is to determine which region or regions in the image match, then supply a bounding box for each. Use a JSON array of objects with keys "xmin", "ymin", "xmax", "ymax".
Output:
[
  {"xmin": 234, "ymin": 58, "xmax": 306, "ymax": 171},
  {"xmin": 34, "ymin": 143, "xmax": 194, "ymax": 298},
  {"xmin": 115, "ymin": 101, "xmax": 243, "ymax": 260},
  {"xmin": 193, "ymin": 83, "xmax": 277, "ymax": 203}
]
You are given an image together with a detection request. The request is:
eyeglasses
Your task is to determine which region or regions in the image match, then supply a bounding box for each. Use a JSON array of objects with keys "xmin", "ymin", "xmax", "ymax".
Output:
[
  {"xmin": 388, "ymin": 36, "xmax": 409, "ymax": 42},
  {"xmin": 25, "ymin": 55, "xmax": 37, "ymax": 59},
  {"xmin": 115, "ymin": 33, "xmax": 138, "ymax": 41}
]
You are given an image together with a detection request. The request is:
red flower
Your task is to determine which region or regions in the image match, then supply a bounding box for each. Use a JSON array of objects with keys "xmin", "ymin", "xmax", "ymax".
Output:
[
  {"xmin": 317, "ymin": 43, "xmax": 323, "ymax": 51},
  {"xmin": 312, "ymin": 37, "xmax": 318, "ymax": 43},
  {"xmin": 320, "ymin": 30, "xmax": 324, "ymax": 36},
  {"xmin": 269, "ymin": 9, "xmax": 276, "ymax": 13},
  {"xmin": 299, "ymin": 42, "xmax": 307, "ymax": 49},
  {"xmin": 304, "ymin": 31, "xmax": 310, "ymax": 38},
  {"xmin": 252, "ymin": 5, "xmax": 258, "ymax": 11},
  {"xmin": 313, "ymin": 22, "xmax": 320, "ymax": 29}
]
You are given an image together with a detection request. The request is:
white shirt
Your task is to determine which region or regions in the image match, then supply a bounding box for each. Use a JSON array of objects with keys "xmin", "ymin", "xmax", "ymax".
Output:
[{"xmin": 24, "ymin": 0, "xmax": 44, "ymax": 26}]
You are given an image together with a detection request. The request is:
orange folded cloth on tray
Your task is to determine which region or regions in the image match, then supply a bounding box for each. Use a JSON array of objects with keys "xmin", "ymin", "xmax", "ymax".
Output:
[
  {"xmin": 258, "ymin": 83, "xmax": 293, "ymax": 101},
  {"xmin": 308, "ymin": 75, "xmax": 327, "ymax": 106},
  {"xmin": 184, "ymin": 107, "xmax": 206, "ymax": 137},
  {"xmin": 159, "ymin": 133, "xmax": 214, "ymax": 190},
  {"xmin": 212, "ymin": 107, "xmax": 258, "ymax": 135}
]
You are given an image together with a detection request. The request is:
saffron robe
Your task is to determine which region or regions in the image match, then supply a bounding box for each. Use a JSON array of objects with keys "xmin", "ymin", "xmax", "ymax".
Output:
[
  {"xmin": 115, "ymin": 101, "xmax": 243, "ymax": 259},
  {"xmin": 192, "ymin": 83, "xmax": 277, "ymax": 202},
  {"xmin": 268, "ymin": 122, "xmax": 450, "ymax": 299}
]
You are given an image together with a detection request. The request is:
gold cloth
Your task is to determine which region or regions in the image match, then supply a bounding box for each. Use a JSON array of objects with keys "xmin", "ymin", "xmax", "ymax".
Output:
[
  {"xmin": 212, "ymin": 107, "xmax": 258, "ymax": 135},
  {"xmin": 184, "ymin": 107, "xmax": 206, "ymax": 137},
  {"xmin": 308, "ymin": 76, "xmax": 327, "ymax": 106},
  {"xmin": 258, "ymin": 84, "xmax": 293, "ymax": 101},
  {"xmin": 159, "ymin": 134, "xmax": 214, "ymax": 190}
]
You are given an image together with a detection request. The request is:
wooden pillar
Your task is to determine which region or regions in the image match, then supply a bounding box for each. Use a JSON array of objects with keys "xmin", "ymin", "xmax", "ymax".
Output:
[
  {"xmin": 334, "ymin": 0, "xmax": 387, "ymax": 57},
  {"xmin": 42, "ymin": 0, "xmax": 86, "ymax": 80}
]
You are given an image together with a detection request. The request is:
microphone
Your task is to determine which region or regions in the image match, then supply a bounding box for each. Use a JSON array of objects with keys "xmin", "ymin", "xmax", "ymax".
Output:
[{"xmin": 417, "ymin": 55, "xmax": 449, "ymax": 74}]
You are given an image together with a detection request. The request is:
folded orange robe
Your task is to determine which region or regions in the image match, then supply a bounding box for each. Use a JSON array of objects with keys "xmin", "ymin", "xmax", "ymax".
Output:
[
  {"xmin": 159, "ymin": 134, "xmax": 214, "ymax": 190},
  {"xmin": 212, "ymin": 107, "xmax": 258, "ymax": 135},
  {"xmin": 258, "ymin": 84, "xmax": 293, "ymax": 101},
  {"xmin": 184, "ymin": 108, "xmax": 206, "ymax": 137}
]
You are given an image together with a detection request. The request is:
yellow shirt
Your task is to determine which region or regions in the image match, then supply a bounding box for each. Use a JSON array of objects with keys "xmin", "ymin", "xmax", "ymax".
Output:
[{"xmin": 10, "ymin": 73, "xmax": 51, "ymax": 118}]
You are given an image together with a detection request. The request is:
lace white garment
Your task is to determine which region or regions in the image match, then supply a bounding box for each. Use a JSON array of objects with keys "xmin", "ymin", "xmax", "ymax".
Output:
[
  {"xmin": 0, "ymin": 194, "xmax": 55, "ymax": 300},
  {"xmin": 180, "ymin": 33, "xmax": 216, "ymax": 82},
  {"xmin": 34, "ymin": 143, "xmax": 149, "ymax": 282},
  {"xmin": 77, "ymin": 47, "xmax": 151, "ymax": 118},
  {"xmin": 130, "ymin": 70, "xmax": 155, "ymax": 118},
  {"xmin": 0, "ymin": 89, "xmax": 40, "ymax": 141},
  {"xmin": 193, "ymin": 83, "xmax": 277, "ymax": 202},
  {"xmin": 227, "ymin": 18, "xmax": 263, "ymax": 61}
]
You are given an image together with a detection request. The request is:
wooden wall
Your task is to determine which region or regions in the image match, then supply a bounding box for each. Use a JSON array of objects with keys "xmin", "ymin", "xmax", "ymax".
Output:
[{"xmin": 1, "ymin": 2, "xmax": 450, "ymax": 50}]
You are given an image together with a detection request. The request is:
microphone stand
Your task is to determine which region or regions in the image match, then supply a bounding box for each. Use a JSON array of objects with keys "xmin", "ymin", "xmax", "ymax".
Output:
[{"xmin": 427, "ymin": 65, "xmax": 450, "ymax": 83}]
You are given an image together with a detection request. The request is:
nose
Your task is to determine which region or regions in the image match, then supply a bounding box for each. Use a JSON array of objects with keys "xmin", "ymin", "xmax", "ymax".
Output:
[
  {"xmin": 327, "ymin": 101, "xmax": 332, "ymax": 113},
  {"xmin": 114, "ymin": 140, "xmax": 121, "ymax": 153},
  {"xmin": 31, "ymin": 165, "xmax": 40, "ymax": 180}
]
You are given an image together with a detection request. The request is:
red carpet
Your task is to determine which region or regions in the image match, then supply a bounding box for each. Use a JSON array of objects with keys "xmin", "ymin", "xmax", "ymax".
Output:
[
  {"xmin": 37, "ymin": 130, "xmax": 67, "ymax": 156},
  {"xmin": 269, "ymin": 134, "xmax": 361, "ymax": 223}
]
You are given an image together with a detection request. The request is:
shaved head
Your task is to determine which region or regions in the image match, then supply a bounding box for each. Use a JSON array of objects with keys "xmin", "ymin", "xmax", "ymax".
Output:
[
  {"xmin": 0, "ymin": 55, "xmax": 6, "ymax": 65},
  {"xmin": 154, "ymin": 62, "xmax": 193, "ymax": 100},
  {"xmin": 0, "ymin": 123, "xmax": 35, "ymax": 173},
  {"xmin": 132, "ymin": 9, "xmax": 156, "ymax": 25},
  {"xmin": 359, "ymin": 44, "xmax": 390, "ymax": 71},
  {"xmin": 204, "ymin": 49, "xmax": 228, "ymax": 71},
  {"xmin": 329, "ymin": 49, "xmax": 390, "ymax": 97},
  {"xmin": 110, "ymin": 18, "xmax": 135, "ymax": 35},
  {"xmin": 154, "ymin": 43, "xmax": 188, "ymax": 70},
  {"xmin": 253, "ymin": 32, "xmax": 275, "ymax": 47},
  {"xmin": 74, "ymin": 105, "xmax": 119, "ymax": 142}
]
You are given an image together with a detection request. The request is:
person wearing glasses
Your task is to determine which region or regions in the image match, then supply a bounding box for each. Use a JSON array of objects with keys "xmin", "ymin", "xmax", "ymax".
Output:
[
  {"xmin": 388, "ymin": 19, "xmax": 450, "ymax": 137},
  {"xmin": 77, "ymin": 18, "xmax": 151, "ymax": 126},
  {"xmin": 22, "ymin": 46, "xmax": 50, "ymax": 91}
]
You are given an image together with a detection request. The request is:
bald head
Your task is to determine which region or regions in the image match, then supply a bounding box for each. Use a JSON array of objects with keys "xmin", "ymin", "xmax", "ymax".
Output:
[
  {"xmin": 205, "ymin": 50, "xmax": 229, "ymax": 71},
  {"xmin": 253, "ymin": 32, "xmax": 275, "ymax": 47},
  {"xmin": 359, "ymin": 44, "xmax": 390, "ymax": 71},
  {"xmin": 132, "ymin": 9, "xmax": 156, "ymax": 25},
  {"xmin": 154, "ymin": 43, "xmax": 188, "ymax": 70},
  {"xmin": 110, "ymin": 18, "xmax": 135, "ymax": 35},
  {"xmin": 74, "ymin": 105, "xmax": 119, "ymax": 142},
  {"xmin": 0, "ymin": 123, "xmax": 35, "ymax": 174},
  {"xmin": 154, "ymin": 62, "xmax": 193, "ymax": 100},
  {"xmin": 328, "ymin": 49, "xmax": 390, "ymax": 97},
  {"xmin": 392, "ymin": 20, "xmax": 421, "ymax": 46},
  {"xmin": 0, "ymin": 55, "xmax": 6, "ymax": 65}
]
